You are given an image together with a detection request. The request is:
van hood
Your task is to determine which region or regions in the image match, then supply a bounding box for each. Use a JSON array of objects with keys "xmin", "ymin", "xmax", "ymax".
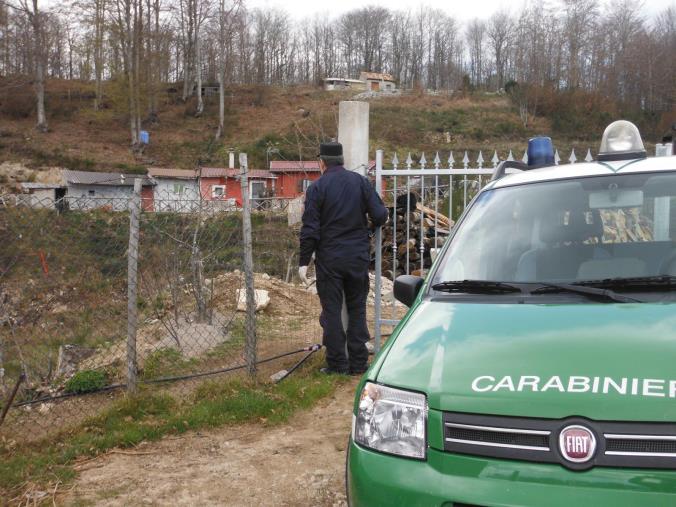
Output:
[{"xmin": 376, "ymin": 301, "xmax": 676, "ymax": 422}]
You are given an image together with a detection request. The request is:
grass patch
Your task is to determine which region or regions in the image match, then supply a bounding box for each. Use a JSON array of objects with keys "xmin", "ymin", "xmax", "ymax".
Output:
[
  {"xmin": 0, "ymin": 359, "xmax": 346, "ymax": 496},
  {"xmin": 141, "ymin": 347, "xmax": 197, "ymax": 380},
  {"xmin": 64, "ymin": 370, "xmax": 109, "ymax": 394}
]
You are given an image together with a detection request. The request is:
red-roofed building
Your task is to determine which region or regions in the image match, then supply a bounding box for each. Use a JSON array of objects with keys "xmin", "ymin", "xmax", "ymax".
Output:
[
  {"xmin": 199, "ymin": 167, "xmax": 275, "ymax": 206},
  {"xmin": 269, "ymin": 160, "xmax": 322, "ymax": 198},
  {"xmin": 269, "ymin": 160, "xmax": 381, "ymax": 198}
]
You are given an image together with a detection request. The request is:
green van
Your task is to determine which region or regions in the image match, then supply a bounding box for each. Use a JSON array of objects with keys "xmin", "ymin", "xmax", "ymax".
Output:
[{"xmin": 347, "ymin": 121, "xmax": 676, "ymax": 506}]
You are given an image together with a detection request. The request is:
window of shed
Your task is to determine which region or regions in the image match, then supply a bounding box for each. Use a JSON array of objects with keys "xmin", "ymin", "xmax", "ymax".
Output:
[
  {"xmin": 212, "ymin": 185, "xmax": 226, "ymax": 198},
  {"xmin": 297, "ymin": 179, "xmax": 313, "ymax": 193},
  {"xmin": 173, "ymin": 184, "xmax": 185, "ymax": 195}
]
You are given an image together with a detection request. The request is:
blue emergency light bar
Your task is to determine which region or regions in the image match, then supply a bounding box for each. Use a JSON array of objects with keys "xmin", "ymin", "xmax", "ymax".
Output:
[{"xmin": 527, "ymin": 137, "xmax": 555, "ymax": 167}]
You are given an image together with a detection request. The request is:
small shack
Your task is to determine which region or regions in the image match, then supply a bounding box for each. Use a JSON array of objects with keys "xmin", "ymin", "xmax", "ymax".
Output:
[
  {"xmin": 63, "ymin": 170, "xmax": 155, "ymax": 211},
  {"xmin": 323, "ymin": 78, "xmax": 367, "ymax": 92},
  {"xmin": 359, "ymin": 72, "xmax": 397, "ymax": 92},
  {"xmin": 19, "ymin": 182, "xmax": 66, "ymax": 209},
  {"xmin": 269, "ymin": 161, "xmax": 322, "ymax": 198},
  {"xmin": 199, "ymin": 167, "xmax": 276, "ymax": 207},
  {"xmin": 148, "ymin": 167, "xmax": 200, "ymax": 212}
]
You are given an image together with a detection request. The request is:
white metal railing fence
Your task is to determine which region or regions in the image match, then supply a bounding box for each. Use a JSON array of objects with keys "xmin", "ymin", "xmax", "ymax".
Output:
[
  {"xmin": 371, "ymin": 145, "xmax": 672, "ymax": 350},
  {"xmin": 373, "ymin": 150, "xmax": 498, "ymax": 351}
]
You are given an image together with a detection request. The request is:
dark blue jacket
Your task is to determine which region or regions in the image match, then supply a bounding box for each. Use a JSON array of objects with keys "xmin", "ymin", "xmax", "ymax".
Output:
[{"xmin": 299, "ymin": 166, "xmax": 388, "ymax": 267}]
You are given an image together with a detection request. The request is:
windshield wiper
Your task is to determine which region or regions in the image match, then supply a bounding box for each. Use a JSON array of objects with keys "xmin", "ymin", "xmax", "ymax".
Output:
[
  {"xmin": 575, "ymin": 275, "xmax": 676, "ymax": 290},
  {"xmin": 531, "ymin": 282, "xmax": 640, "ymax": 303},
  {"xmin": 432, "ymin": 280, "xmax": 523, "ymax": 294}
]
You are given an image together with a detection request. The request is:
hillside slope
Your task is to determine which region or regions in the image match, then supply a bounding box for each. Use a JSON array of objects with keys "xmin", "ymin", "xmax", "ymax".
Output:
[{"xmin": 0, "ymin": 79, "xmax": 665, "ymax": 185}]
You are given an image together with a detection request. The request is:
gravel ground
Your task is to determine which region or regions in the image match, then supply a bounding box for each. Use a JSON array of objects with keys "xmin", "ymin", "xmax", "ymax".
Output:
[{"xmin": 63, "ymin": 378, "xmax": 360, "ymax": 507}]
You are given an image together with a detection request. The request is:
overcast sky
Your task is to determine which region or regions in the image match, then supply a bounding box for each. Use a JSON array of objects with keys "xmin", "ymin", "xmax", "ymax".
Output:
[{"xmin": 248, "ymin": 0, "xmax": 671, "ymax": 21}]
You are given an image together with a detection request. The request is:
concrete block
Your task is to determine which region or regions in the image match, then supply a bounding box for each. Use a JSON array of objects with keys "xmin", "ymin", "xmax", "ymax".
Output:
[{"xmin": 338, "ymin": 101, "xmax": 369, "ymax": 175}]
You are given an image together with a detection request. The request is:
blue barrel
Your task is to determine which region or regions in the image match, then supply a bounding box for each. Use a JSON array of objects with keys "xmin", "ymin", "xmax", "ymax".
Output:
[{"xmin": 140, "ymin": 130, "xmax": 150, "ymax": 145}]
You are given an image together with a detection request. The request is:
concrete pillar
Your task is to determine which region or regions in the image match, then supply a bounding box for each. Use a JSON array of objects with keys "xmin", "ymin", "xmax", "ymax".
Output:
[{"xmin": 338, "ymin": 101, "xmax": 369, "ymax": 175}]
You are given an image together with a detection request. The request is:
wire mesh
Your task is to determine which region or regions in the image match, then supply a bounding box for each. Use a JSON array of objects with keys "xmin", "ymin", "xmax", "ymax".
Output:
[{"xmin": 0, "ymin": 192, "xmax": 322, "ymax": 443}]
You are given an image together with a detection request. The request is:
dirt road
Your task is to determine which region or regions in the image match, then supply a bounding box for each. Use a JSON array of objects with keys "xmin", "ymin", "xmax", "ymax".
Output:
[{"xmin": 64, "ymin": 378, "xmax": 359, "ymax": 507}]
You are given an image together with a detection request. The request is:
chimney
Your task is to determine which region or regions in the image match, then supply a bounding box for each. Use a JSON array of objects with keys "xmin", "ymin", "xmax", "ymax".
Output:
[{"xmin": 229, "ymin": 151, "xmax": 235, "ymax": 169}]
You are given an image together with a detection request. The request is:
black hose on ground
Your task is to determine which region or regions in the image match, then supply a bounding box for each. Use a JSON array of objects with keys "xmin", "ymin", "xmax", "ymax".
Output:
[
  {"xmin": 274, "ymin": 344, "xmax": 323, "ymax": 383},
  {"xmin": 10, "ymin": 344, "xmax": 324, "ymax": 409}
]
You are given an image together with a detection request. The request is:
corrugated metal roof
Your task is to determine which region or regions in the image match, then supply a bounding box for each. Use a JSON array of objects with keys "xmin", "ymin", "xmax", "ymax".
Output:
[
  {"xmin": 269, "ymin": 161, "xmax": 321, "ymax": 173},
  {"xmin": 64, "ymin": 170, "xmax": 153, "ymax": 186},
  {"xmin": 148, "ymin": 167, "xmax": 197, "ymax": 179},
  {"xmin": 20, "ymin": 182, "xmax": 64, "ymax": 189},
  {"xmin": 269, "ymin": 161, "xmax": 377, "ymax": 172},
  {"xmin": 199, "ymin": 168, "xmax": 276, "ymax": 179},
  {"xmin": 323, "ymin": 77, "xmax": 365, "ymax": 84}
]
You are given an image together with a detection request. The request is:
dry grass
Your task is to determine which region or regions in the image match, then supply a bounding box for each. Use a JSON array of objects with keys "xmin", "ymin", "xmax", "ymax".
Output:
[{"xmin": 0, "ymin": 79, "xmax": 607, "ymax": 184}]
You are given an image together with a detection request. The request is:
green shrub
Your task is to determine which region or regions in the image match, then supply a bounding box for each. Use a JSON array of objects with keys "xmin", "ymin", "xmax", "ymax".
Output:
[{"xmin": 64, "ymin": 370, "xmax": 108, "ymax": 394}]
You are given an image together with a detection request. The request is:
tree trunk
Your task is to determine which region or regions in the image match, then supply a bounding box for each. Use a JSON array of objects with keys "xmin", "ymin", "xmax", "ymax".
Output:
[
  {"xmin": 32, "ymin": 0, "xmax": 47, "ymax": 132},
  {"xmin": 123, "ymin": 0, "xmax": 139, "ymax": 147},
  {"xmin": 93, "ymin": 0, "xmax": 105, "ymax": 111},
  {"xmin": 215, "ymin": 72, "xmax": 224, "ymax": 138},
  {"xmin": 195, "ymin": 34, "xmax": 203, "ymax": 116},
  {"xmin": 35, "ymin": 58, "xmax": 47, "ymax": 132}
]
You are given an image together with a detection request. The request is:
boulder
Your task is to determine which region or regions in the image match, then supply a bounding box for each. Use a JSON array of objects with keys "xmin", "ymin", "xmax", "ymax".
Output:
[
  {"xmin": 56, "ymin": 344, "xmax": 96, "ymax": 379},
  {"xmin": 236, "ymin": 289, "xmax": 270, "ymax": 312},
  {"xmin": 287, "ymin": 196, "xmax": 305, "ymax": 227}
]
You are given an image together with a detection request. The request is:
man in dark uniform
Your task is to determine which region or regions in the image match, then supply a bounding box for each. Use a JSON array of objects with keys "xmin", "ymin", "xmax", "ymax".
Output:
[{"xmin": 299, "ymin": 142, "xmax": 388, "ymax": 375}]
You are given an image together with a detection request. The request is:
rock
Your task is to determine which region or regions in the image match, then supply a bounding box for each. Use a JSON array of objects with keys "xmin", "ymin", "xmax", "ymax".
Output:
[
  {"xmin": 261, "ymin": 273, "xmax": 270, "ymax": 280},
  {"xmin": 51, "ymin": 303, "xmax": 68, "ymax": 314},
  {"xmin": 38, "ymin": 403, "xmax": 53, "ymax": 414},
  {"xmin": 236, "ymin": 289, "xmax": 270, "ymax": 312},
  {"xmin": 367, "ymin": 273, "xmax": 404, "ymax": 307},
  {"xmin": 270, "ymin": 370, "xmax": 288, "ymax": 382},
  {"xmin": 154, "ymin": 311, "xmax": 231, "ymax": 358},
  {"xmin": 56, "ymin": 344, "xmax": 96, "ymax": 379},
  {"xmin": 287, "ymin": 196, "xmax": 305, "ymax": 227}
]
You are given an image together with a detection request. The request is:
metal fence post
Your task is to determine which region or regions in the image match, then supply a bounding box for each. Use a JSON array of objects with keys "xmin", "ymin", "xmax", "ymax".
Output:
[
  {"xmin": 126, "ymin": 178, "xmax": 142, "ymax": 393},
  {"xmin": 374, "ymin": 150, "xmax": 383, "ymax": 352},
  {"xmin": 240, "ymin": 153, "xmax": 257, "ymax": 377}
]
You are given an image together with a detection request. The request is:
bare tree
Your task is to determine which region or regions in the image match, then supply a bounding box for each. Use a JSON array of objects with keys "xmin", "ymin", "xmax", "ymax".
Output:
[
  {"xmin": 487, "ymin": 9, "xmax": 512, "ymax": 90},
  {"xmin": 111, "ymin": 0, "xmax": 142, "ymax": 147},
  {"xmin": 6, "ymin": 0, "xmax": 49, "ymax": 131},
  {"xmin": 214, "ymin": 0, "xmax": 241, "ymax": 137},
  {"xmin": 466, "ymin": 18, "xmax": 486, "ymax": 88},
  {"xmin": 0, "ymin": 0, "xmax": 673, "ymax": 129}
]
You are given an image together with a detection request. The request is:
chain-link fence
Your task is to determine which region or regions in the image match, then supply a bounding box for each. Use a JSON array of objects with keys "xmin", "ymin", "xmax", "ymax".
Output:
[{"xmin": 0, "ymin": 182, "xmax": 322, "ymax": 444}]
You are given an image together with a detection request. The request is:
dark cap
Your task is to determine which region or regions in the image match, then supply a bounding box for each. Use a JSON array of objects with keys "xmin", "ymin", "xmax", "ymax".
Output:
[{"xmin": 318, "ymin": 142, "xmax": 343, "ymax": 158}]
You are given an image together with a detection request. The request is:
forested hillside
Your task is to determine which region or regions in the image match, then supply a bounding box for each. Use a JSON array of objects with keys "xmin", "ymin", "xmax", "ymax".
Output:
[{"xmin": 0, "ymin": 0, "xmax": 673, "ymax": 173}]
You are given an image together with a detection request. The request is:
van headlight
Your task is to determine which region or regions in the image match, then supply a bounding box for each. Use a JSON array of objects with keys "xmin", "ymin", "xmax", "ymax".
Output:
[{"xmin": 353, "ymin": 382, "xmax": 427, "ymax": 459}]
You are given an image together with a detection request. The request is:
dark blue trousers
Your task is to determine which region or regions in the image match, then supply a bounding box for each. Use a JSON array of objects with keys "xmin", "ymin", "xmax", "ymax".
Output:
[{"xmin": 316, "ymin": 261, "xmax": 370, "ymax": 372}]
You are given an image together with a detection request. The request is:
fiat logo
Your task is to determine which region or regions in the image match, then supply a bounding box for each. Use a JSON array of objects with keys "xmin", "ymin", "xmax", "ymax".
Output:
[{"xmin": 559, "ymin": 425, "xmax": 597, "ymax": 463}]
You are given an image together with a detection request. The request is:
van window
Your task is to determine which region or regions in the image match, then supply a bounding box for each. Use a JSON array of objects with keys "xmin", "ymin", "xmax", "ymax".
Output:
[{"xmin": 434, "ymin": 171, "xmax": 676, "ymax": 284}]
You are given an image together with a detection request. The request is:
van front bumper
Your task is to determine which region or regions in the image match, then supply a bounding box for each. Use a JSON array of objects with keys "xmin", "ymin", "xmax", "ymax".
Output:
[{"xmin": 347, "ymin": 438, "xmax": 676, "ymax": 507}]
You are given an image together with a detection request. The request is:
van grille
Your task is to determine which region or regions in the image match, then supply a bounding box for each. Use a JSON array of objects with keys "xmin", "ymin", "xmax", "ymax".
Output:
[
  {"xmin": 445, "ymin": 423, "xmax": 550, "ymax": 450},
  {"xmin": 443, "ymin": 412, "xmax": 676, "ymax": 470},
  {"xmin": 605, "ymin": 435, "xmax": 676, "ymax": 456}
]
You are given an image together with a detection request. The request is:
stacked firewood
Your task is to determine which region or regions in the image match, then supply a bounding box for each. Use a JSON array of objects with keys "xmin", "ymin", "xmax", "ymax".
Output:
[
  {"xmin": 600, "ymin": 209, "xmax": 653, "ymax": 243},
  {"xmin": 374, "ymin": 193, "xmax": 454, "ymax": 279}
]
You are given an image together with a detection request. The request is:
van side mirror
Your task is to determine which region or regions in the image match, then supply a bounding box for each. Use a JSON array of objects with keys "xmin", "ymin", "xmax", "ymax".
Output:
[{"xmin": 394, "ymin": 275, "xmax": 424, "ymax": 307}]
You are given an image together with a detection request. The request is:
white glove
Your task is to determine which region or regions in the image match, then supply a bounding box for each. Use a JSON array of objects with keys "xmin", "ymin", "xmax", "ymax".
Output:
[{"xmin": 299, "ymin": 265, "xmax": 310, "ymax": 286}]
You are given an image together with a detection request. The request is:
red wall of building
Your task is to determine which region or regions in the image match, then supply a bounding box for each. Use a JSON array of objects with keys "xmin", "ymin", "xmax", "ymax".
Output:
[
  {"xmin": 200, "ymin": 177, "xmax": 272, "ymax": 206},
  {"xmin": 141, "ymin": 185, "xmax": 154, "ymax": 211},
  {"xmin": 275, "ymin": 172, "xmax": 320, "ymax": 198}
]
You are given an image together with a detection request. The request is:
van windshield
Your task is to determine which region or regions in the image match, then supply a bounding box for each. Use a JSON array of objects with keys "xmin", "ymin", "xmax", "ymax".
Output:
[{"xmin": 433, "ymin": 171, "xmax": 676, "ymax": 285}]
